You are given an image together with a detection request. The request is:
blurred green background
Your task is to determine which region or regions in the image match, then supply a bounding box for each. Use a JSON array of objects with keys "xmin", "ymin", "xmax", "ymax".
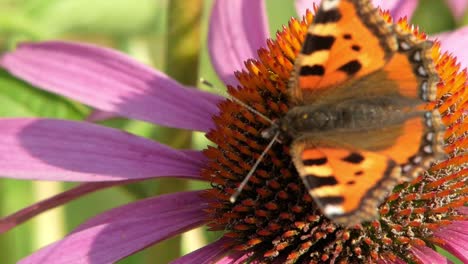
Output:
[{"xmin": 0, "ymin": 0, "xmax": 465, "ymax": 263}]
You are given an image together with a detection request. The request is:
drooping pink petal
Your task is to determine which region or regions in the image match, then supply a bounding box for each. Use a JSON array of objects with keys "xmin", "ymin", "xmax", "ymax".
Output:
[
  {"xmin": 458, "ymin": 206, "xmax": 468, "ymax": 215},
  {"xmin": 1, "ymin": 182, "xmax": 119, "ymax": 234},
  {"xmin": 375, "ymin": 0, "xmax": 419, "ymax": 19},
  {"xmin": 0, "ymin": 118, "xmax": 208, "ymax": 181},
  {"xmin": 410, "ymin": 245, "xmax": 449, "ymax": 264},
  {"xmin": 216, "ymin": 252, "xmax": 251, "ymax": 264},
  {"xmin": 86, "ymin": 110, "xmax": 118, "ymax": 122},
  {"xmin": 0, "ymin": 41, "xmax": 222, "ymax": 132},
  {"xmin": 181, "ymin": 149, "xmax": 210, "ymax": 164},
  {"xmin": 20, "ymin": 191, "xmax": 208, "ymax": 264},
  {"xmin": 295, "ymin": 0, "xmax": 418, "ymax": 19},
  {"xmin": 208, "ymin": 0, "xmax": 269, "ymax": 86},
  {"xmin": 434, "ymin": 221, "xmax": 468, "ymax": 263},
  {"xmin": 432, "ymin": 26, "xmax": 468, "ymax": 71},
  {"xmin": 295, "ymin": 0, "xmax": 322, "ymax": 15},
  {"xmin": 445, "ymin": 0, "xmax": 468, "ymax": 19},
  {"xmin": 170, "ymin": 237, "xmax": 232, "ymax": 264},
  {"xmin": 378, "ymin": 258, "xmax": 406, "ymax": 264}
]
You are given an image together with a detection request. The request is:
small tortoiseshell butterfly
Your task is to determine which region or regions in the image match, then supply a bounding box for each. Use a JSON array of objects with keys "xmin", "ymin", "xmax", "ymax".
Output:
[{"xmin": 261, "ymin": 0, "xmax": 446, "ymax": 225}]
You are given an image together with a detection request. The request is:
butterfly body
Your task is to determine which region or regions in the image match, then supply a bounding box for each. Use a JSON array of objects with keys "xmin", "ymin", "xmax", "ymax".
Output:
[
  {"xmin": 263, "ymin": 0, "xmax": 446, "ymax": 225},
  {"xmin": 276, "ymin": 97, "xmax": 422, "ymax": 137}
]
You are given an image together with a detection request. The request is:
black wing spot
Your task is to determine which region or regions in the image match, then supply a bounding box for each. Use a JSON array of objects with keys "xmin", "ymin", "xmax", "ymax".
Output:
[
  {"xmin": 351, "ymin": 45, "xmax": 361, "ymax": 51},
  {"xmin": 346, "ymin": 180, "xmax": 356, "ymax": 185},
  {"xmin": 343, "ymin": 34, "xmax": 352, "ymax": 40},
  {"xmin": 338, "ymin": 60, "xmax": 362, "ymax": 75},
  {"xmin": 304, "ymin": 174, "xmax": 338, "ymax": 189},
  {"xmin": 318, "ymin": 196, "xmax": 345, "ymax": 205},
  {"xmin": 314, "ymin": 9, "xmax": 342, "ymax": 24},
  {"xmin": 300, "ymin": 65, "xmax": 325, "ymax": 76},
  {"xmin": 354, "ymin": 170, "xmax": 364, "ymax": 176},
  {"xmin": 302, "ymin": 34, "xmax": 336, "ymax": 55},
  {"xmin": 342, "ymin": 152, "xmax": 364, "ymax": 164},
  {"xmin": 303, "ymin": 157, "xmax": 328, "ymax": 166}
]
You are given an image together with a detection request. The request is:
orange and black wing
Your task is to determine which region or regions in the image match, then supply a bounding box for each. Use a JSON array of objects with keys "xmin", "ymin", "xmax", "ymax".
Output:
[
  {"xmin": 291, "ymin": 112, "xmax": 445, "ymax": 225},
  {"xmin": 291, "ymin": 0, "xmax": 439, "ymax": 106},
  {"xmin": 381, "ymin": 25, "xmax": 439, "ymax": 102},
  {"xmin": 291, "ymin": 144, "xmax": 399, "ymax": 225},
  {"xmin": 291, "ymin": 0, "xmax": 397, "ymax": 103}
]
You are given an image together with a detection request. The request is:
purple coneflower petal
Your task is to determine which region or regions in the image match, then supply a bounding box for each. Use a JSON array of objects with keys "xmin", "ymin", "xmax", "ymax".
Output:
[
  {"xmin": 1, "ymin": 182, "xmax": 118, "ymax": 234},
  {"xmin": 19, "ymin": 191, "xmax": 208, "ymax": 264},
  {"xmin": 228, "ymin": 255, "xmax": 249, "ymax": 264},
  {"xmin": 458, "ymin": 206, "xmax": 468, "ymax": 215},
  {"xmin": 410, "ymin": 245, "xmax": 449, "ymax": 264},
  {"xmin": 432, "ymin": 26, "xmax": 468, "ymax": 70},
  {"xmin": 378, "ymin": 258, "xmax": 406, "ymax": 264},
  {"xmin": 208, "ymin": 0, "xmax": 269, "ymax": 86},
  {"xmin": 445, "ymin": 0, "xmax": 468, "ymax": 19},
  {"xmin": 0, "ymin": 118, "xmax": 207, "ymax": 181},
  {"xmin": 86, "ymin": 110, "xmax": 118, "ymax": 122},
  {"xmin": 295, "ymin": 0, "xmax": 418, "ymax": 19},
  {"xmin": 294, "ymin": 0, "xmax": 318, "ymax": 14},
  {"xmin": 375, "ymin": 0, "xmax": 419, "ymax": 19},
  {"xmin": 434, "ymin": 221, "xmax": 468, "ymax": 263},
  {"xmin": 170, "ymin": 237, "xmax": 233, "ymax": 264},
  {"xmin": 216, "ymin": 252, "xmax": 251, "ymax": 264},
  {"xmin": 0, "ymin": 41, "xmax": 222, "ymax": 132}
]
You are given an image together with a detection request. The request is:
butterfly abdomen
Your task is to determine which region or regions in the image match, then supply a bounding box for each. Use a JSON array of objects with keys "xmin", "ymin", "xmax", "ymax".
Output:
[{"xmin": 280, "ymin": 100, "xmax": 420, "ymax": 137}]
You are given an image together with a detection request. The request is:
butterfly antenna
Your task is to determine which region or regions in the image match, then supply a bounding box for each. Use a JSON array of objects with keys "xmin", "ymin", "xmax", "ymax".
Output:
[
  {"xmin": 200, "ymin": 78, "xmax": 274, "ymax": 125},
  {"xmin": 230, "ymin": 131, "xmax": 280, "ymax": 203}
]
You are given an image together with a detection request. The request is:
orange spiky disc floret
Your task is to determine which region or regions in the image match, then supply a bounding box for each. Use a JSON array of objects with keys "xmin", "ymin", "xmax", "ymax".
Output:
[{"xmin": 201, "ymin": 9, "xmax": 467, "ymax": 264}]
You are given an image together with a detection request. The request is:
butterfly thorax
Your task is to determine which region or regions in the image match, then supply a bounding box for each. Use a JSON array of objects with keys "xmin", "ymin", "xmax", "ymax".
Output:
[{"xmin": 269, "ymin": 98, "xmax": 421, "ymax": 140}]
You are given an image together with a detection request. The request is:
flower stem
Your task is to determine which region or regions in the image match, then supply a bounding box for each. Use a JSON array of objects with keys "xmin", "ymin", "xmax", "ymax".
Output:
[
  {"xmin": 147, "ymin": 1, "xmax": 203, "ymax": 263},
  {"xmin": 165, "ymin": 1, "xmax": 202, "ymax": 85}
]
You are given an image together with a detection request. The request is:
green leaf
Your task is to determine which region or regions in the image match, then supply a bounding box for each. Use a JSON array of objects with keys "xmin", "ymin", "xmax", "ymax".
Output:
[
  {"xmin": 462, "ymin": 11, "xmax": 468, "ymax": 26},
  {"xmin": 0, "ymin": 69, "xmax": 89, "ymax": 119},
  {"xmin": 0, "ymin": 179, "xmax": 35, "ymax": 262}
]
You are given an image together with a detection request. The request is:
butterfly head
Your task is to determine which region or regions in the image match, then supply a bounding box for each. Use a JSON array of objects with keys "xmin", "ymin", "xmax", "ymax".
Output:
[{"xmin": 259, "ymin": 116, "xmax": 296, "ymax": 143}]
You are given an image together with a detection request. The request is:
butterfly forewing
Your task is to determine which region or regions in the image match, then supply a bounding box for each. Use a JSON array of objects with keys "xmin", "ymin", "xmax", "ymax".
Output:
[{"xmin": 291, "ymin": 0, "xmax": 397, "ymax": 103}]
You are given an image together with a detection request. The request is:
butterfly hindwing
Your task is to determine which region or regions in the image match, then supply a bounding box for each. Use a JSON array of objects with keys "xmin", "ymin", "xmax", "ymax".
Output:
[
  {"xmin": 382, "ymin": 27, "xmax": 440, "ymax": 102},
  {"xmin": 375, "ymin": 113, "xmax": 446, "ymax": 179},
  {"xmin": 289, "ymin": 110, "xmax": 445, "ymax": 225},
  {"xmin": 291, "ymin": 143, "xmax": 399, "ymax": 225}
]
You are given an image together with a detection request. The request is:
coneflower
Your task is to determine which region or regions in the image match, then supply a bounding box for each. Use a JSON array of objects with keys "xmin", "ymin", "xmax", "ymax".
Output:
[{"xmin": 0, "ymin": 1, "xmax": 466, "ymax": 263}]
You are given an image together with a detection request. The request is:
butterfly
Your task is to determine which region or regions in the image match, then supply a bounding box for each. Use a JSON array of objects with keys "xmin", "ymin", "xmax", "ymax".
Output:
[{"xmin": 259, "ymin": 0, "xmax": 446, "ymax": 226}]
